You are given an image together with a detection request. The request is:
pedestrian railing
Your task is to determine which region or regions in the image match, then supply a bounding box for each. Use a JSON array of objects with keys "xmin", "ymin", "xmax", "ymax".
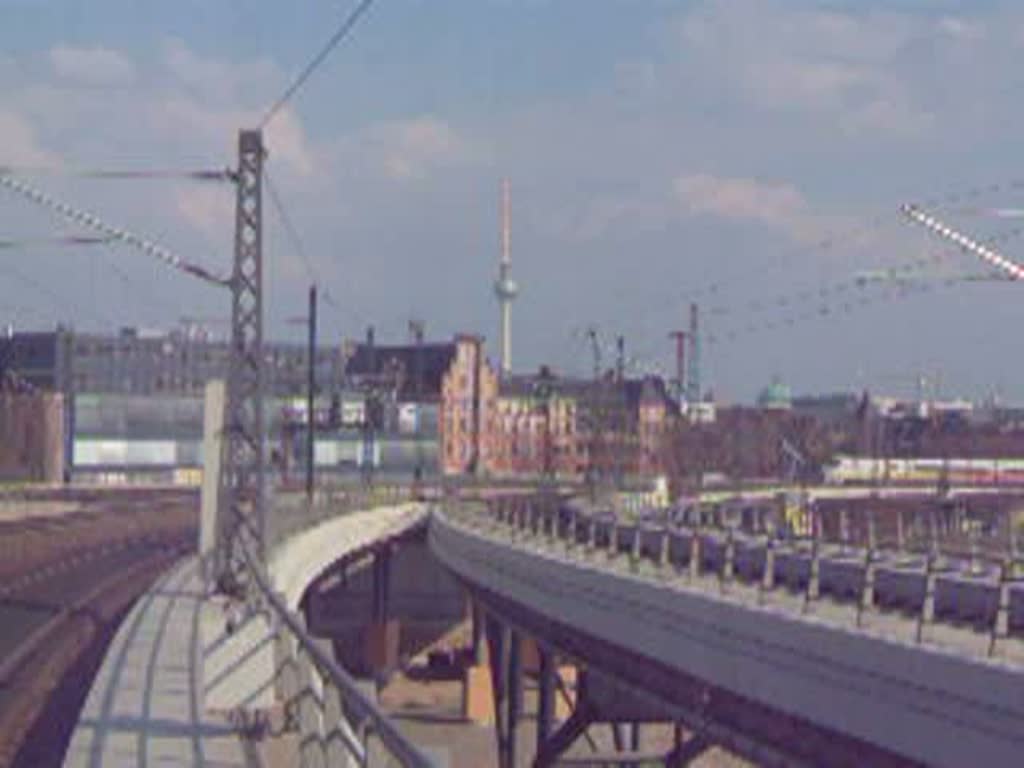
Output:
[
  {"xmin": 235, "ymin": 486, "xmax": 436, "ymax": 767},
  {"xmin": 448, "ymin": 496, "xmax": 1024, "ymax": 662}
]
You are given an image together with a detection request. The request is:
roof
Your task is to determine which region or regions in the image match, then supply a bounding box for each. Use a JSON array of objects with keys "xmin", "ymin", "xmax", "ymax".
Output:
[
  {"xmin": 498, "ymin": 373, "xmax": 593, "ymax": 400},
  {"xmin": 344, "ymin": 342, "xmax": 456, "ymax": 400},
  {"xmin": 498, "ymin": 372, "xmax": 677, "ymax": 413},
  {"xmin": 758, "ymin": 378, "xmax": 792, "ymax": 409}
]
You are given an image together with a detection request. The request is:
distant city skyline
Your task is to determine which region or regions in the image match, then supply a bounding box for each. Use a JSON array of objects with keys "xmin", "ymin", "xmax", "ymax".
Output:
[{"xmin": 2, "ymin": 1, "xmax": 1024, "ymax": 402}]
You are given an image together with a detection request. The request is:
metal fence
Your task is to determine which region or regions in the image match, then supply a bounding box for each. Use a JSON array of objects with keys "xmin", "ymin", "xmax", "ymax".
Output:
[{"xmin": 238, "ymin": 486, "xmax": 436, "ymax": 767}]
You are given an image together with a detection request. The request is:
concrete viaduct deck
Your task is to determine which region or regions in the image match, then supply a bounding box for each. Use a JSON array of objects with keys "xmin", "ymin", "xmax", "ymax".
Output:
[{"xmin": 428, "ymin": 500, "xmax": 1024, "ymax": 767}]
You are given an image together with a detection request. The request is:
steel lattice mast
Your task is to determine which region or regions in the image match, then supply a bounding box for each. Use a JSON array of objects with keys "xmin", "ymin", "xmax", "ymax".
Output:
[{"xmin": 217, "ymin": 129, "xmax": 266, "ymax": 589}]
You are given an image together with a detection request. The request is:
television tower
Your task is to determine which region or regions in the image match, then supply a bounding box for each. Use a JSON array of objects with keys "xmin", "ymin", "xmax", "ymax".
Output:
[{"xmin": 494, "ymin": 178, "xmax": 519, "ymax": 376}]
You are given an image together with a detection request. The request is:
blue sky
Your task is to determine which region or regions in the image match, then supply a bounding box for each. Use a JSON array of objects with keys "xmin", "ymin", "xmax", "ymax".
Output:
[{"xmin": 2, "ymin": 0, "xmax": 1024, "ymax": 401}]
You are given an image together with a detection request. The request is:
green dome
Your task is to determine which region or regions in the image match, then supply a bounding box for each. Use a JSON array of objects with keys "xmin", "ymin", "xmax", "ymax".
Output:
[{"xmin": 758, "ymin": 378, "xmax": 792, "ymax": 409}]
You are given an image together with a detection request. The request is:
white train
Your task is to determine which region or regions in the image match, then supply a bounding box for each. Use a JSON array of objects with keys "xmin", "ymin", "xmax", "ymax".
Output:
[{"xmin": 823, "ymin": 455, "xmax": 1024, "ymax": 486}]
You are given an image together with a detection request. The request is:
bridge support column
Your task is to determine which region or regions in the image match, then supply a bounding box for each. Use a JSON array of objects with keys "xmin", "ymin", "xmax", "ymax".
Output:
[
  {"xmin": 534, "ymin": 667, "xmax": 594, "ymax": 768},
  {"xmin": 509, "ymin": 630, "xmax": 524, "ymax": 765},
  {"xmin": 537, "ymin": 644, "xmax": 555, "ymax": 752},
  {"xmin": 485, "ymin": 616, "xmax": 520, "ymax": 768},
  {"xmin": 365, "ymin": 548, "xmax": 399, "ymax": 676},
  {"xmin": 665, "ymin": 729, "xmax": 711, "ymax": 767},
  {"xmin": 471, "ymin": 601, "xmax": 485, "ymax": 665}
]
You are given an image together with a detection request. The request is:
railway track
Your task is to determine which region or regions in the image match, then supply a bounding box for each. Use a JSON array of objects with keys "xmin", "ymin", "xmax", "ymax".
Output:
[{"xmin": 0, "ymin": 489, "xmax": 197, "ymax": 767}]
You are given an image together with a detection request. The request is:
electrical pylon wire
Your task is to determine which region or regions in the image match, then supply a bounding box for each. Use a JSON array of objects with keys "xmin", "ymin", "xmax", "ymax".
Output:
[
  {"xmin": 0, "ymin": 173, "xmax": 230, "ymax": 287},
  {"xmin": 900, "ymin": 203, "xmax": 1024, "ymax": 281}
]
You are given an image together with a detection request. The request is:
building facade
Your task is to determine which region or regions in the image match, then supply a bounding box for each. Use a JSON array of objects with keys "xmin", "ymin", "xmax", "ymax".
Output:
[{"xmin": 486, "ymin": 371, "xmax": 678, "ymax": 481}]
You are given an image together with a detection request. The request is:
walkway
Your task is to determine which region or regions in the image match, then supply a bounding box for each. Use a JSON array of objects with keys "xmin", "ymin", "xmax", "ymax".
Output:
[{"xmin": 63, "ymin": 556, "xmax": 254, "ymax": 768}]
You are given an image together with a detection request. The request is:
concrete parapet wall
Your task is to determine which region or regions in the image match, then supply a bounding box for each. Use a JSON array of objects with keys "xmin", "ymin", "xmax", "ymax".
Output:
[{"xmin": 268, "ymin": 502, "xmax": 429, "ymax": 610}]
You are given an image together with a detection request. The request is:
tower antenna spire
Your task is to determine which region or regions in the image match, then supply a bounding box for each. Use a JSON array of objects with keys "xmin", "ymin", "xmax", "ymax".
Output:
[{"xmin": 494, "ymin": 178, "xmax": 519, "ymax": 376}]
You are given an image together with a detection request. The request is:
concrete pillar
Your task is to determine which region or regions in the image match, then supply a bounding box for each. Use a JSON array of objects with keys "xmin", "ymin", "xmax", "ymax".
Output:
[
  {"xmin": 517, "ymin": 634, "xmax": 540, "ymax": 675},
  {"xmin": 365, "ymin": 547, "xmax": 399, "ymax": 675},
  {"xmin": 371, "ymin": 548, "xmax": 391, "ymax": 623},
  {"xmin": 463, "ymin": 661, "xmax": 495, "ymax": 725},
  {"xmin": 471, "ymin": 601, "xmax": 485, "ymax": 666}
]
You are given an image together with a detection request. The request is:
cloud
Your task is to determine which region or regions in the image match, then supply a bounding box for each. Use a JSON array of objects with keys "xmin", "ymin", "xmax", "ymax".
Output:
[
  {"xmin": 0, "ymin": 110, "xmax": 60, "ymax": 168},
  {"xmin": 154, "ymin": 98, "xmax": 315, "ymax": 179},
  {"xmin": 366, "ymin": 116, "xmax": 472, "ymax": 180},
  {"xmin": 672, "ymin": 173, "xmax": 818, "ymax": 241},
  {"xmin": 175, "ymin": 184, "xmax": 233, "ymax": 243},
  {"xmin": 50, "ymin": 45, "xmax": 135, "ymax": 86},
  {"xmin": 673, "ymin": 1, "xmax": 939, "ymax": 138},
  {"xmin": 161, "ymin": 38, "xmax": 280, "ymax": 103}
]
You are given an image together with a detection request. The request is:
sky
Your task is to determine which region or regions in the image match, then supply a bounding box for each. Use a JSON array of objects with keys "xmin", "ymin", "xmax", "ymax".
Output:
[{"xmin": 2, "ymin": 0, "xmax": 1024, "ymax": 402}]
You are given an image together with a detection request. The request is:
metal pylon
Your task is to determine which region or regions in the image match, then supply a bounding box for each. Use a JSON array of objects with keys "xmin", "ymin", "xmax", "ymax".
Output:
[{"xmin": 216, "ymin": 128, "xmax": 266, "ymax": 591}]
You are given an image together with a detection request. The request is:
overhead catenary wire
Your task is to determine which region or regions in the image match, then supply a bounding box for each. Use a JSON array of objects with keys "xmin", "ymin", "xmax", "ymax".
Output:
[
  {"xmin": 0, "ymin": 173, "xmax": 230, "ymax": 287},
  {"xmin": 260, "ymin": 0, "xmax": 378, "ymax": 129},
  {"xmin": 657, "ymin": 176, "xmax": 1024, "ymax": 316},
  {"xmin": 702, "ymin": 223, "xmax": 1024, "ymax": 323},
  {"xmin": 0, "ymin": 234, "xmax": 114, "ymax": 249},
  {"xmin": 264, "ymin": 168, "xmax": 317, "ymax": 285},
  {"xmin": 263, "ymin": 165, "xmax": 359, "ymax": 326},
  {"xmin": 0, "ymin": 249, "xmax": 117, "ymax": 328},
  {"xmin": 0, "ymin": 165, "xmax": 231, "ymax": 182}
]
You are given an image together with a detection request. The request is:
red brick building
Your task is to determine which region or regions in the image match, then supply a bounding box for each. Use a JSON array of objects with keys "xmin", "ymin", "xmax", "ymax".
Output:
[
  {"xmin": 486, "ymin": 371, "xmax": 678, "ymax": 481},
  {"xmin": 344, "ymin": 334, "xmax": 678, "ymax": 480}
]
